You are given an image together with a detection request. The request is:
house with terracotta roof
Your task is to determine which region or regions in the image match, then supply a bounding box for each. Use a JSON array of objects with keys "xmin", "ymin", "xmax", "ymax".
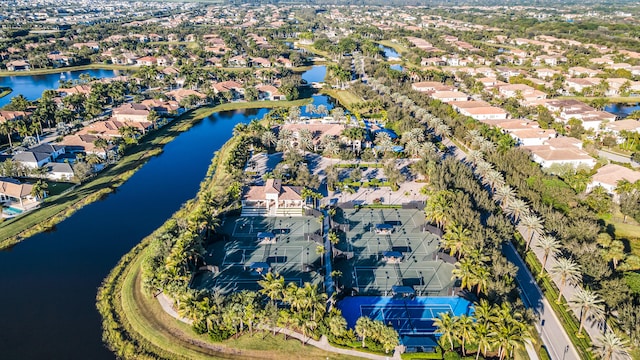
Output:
[
  {"xmin": 604, "ymin": 119, "xmax": 640, "ymax": 143},
  {"xmin": 411, "ymin": 82, "xmax": 454, "ymax": 93},
  {"xmin": 430, "ymin": 91, "xmax": 468, "ymax": 103},
  {"xmin": 241, "ymin": 179, "xmax": 304, "ymax": 217},
  {"xmin": 136, "ymin": 56, "xmax": 157, "ymax": 66},
  {"xmin": 451, "ymin": 101, "xmax": 508, "ymax": 122},
  {"xmin": 525, "ymin": 137, "xmax": 596, "ymax": 169},
  {"xmin": 587, "ymin": 164, "xmax": 640, "ymax": 199},
  {"xmin": 279, "ymin": 123, "xmax": 350, "ymax": 152},
  {"xmin": 166, "ymin": 89, "xmax": 207, "ymax": 104},
  {"xmin": 0, "ymin": 178, "xmax": 41, "ymax": 211},
  {"xmin": 6, "ymin": 60, "xmax": 30, "ymax": 71},
  {"xmin": 112, "ymin": 103, "xmax": 150, "ymax": 122},
  {"xmin": 256, "ymin": 85, "xmax": 286, "ymax": 101},
  {"xmin": 57, "ymin": 134, "xmax": 114, "ymax": 159}
]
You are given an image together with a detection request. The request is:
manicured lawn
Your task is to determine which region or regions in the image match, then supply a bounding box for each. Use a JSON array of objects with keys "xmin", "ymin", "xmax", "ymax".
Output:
[
  {"xmin": 320, "ymin": 89, "xmax": 363, "ymax": 111},
  {"xmin": 45, "ymin": 181, "xmax": 76, "ymax": 197}
]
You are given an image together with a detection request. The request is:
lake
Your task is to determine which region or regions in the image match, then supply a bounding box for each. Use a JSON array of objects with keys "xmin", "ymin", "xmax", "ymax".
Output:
[
  {"xmin": 0, "ymin": 69, "xmax": 121, "ymax": 107},
  {"xmin": 0, "ymin": 107, "xmax": 270, "ymax": 359},
  {"xmin": 604, "ymin": 103, "xmax": 640, "ymax": 118},
  {"xmin": 301, "ymin": 65, "xmax": 326, "ymax": 84},
  {"xmin": 379, "ymin": 44, "xmax": 401, "ymax": 60}
]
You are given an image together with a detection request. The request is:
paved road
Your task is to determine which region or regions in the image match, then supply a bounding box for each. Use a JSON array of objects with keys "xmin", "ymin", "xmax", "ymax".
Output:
[{"xmin": 598, "ymin": 149, "xmax": 639, "ymax": 168}]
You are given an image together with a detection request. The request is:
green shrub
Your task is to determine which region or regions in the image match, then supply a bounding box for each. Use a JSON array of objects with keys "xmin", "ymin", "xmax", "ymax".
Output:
[{"xmin": 443, "ymin": 351, "xmax": 461, "ymax": 360}]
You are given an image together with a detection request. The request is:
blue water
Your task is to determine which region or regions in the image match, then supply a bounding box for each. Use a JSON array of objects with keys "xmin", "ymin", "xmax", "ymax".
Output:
[
  {"xmin": 390, "ymin": 64, "xmax": 404, "ymax": 72},
  {"xmin": 0, "ymin": 69, "xmax": 121, "ymax": 107},
  {"xmin": 301, "ymin": 65, "xmax": 326, "ymax": 83},
  {"xmin": 299, "ymin": 94, "xmax": 337, "ymax": 117},
  {"xmin": 0, "ymin": 107, "xmax": 269, "ymax": 359},
  {"xmin": 3, "ymin": 207, "xmax": 23, "ymax": 215},
  {"xmin": 604, "ymin": 103, "xmax": 640, "ymax": 118},
  {"xmin": 337, "ymin": 296, "xmax": 473, "ymax": 334},
  {"xmin": 379, "ymin": 44, "xmax": 401, "ymax": 60}
]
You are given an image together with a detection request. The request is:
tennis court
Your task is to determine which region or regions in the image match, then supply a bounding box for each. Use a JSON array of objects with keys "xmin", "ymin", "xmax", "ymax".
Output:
[
  {"xmin": 332, "ymin": 208, "xmax": 455, "ymax": 296},
  {"xmin": 191, "ymin": 215, "xmax": 324, "ymax": 294},
  {"xmin": 338, "ymin": 296, "xmax": 473, "ymax": 336}
]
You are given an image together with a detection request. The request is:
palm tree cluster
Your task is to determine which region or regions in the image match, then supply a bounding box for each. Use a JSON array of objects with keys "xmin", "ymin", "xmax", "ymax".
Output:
[
  {"xmin": 366, "ymin": 63, "xmax": 639, "ymax": 353},
  {"xmin": 354, "ymin": 317, "xmax": 400, "ymax": 354},
  {"xmin": 434, "ymin": 300, "xmax": 533, "ymax": 360}
]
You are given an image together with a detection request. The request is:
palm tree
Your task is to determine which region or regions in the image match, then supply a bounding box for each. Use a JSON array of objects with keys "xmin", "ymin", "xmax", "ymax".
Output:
[
  {"xmin": 482, "ymin": 170, "xmax": 505, "ymax": 193},
  {"xmin": 442, "ymin": 222, "xmax": 471, "ymax": 259},
  {"xmin": 506, "ymin": 198, "xmax": 529, "ymax": 223},
  {"xmin": 495, "ymin": 185, "xmax": 516, "ymax": 210},
  {"xmin": 452, "ymin": 259, "xmax": 473, "ymax": 293},
  {"xmin": 0, "ymin": 121, "xmax": 15, "ymax": 151},
  {"xmin": 328, "ymin": 231, "xmax": 339, "ymax": 246},
  {"xmin": 536, "ymin": 235, "xmax": 561, "ymax": 274},
  {"xmin": 551, "ymin": 257, "xmax": 582, "ymax": 303},
  {"xmin": 316, "ymin": 245, "xmax": 326, "ymax": 267},
  {"xmin": 602, "ymin": 240, "xmax": 626, "ymax": 270},
  {"xmin": 424, "ymin": 190, "xmax": 453, "ymax": 229},
  {"xmin": 457, "ymin": 314, "xmax": 474, "ymax": 356},
  {"xmin": 434, "ymin": 312, "xmax": 458, "ymax": 351},
  {"xmin": 355, "ymin": 316, "xmax": 374, "ymax": 348},
  {"xmin": 571, "ymin": 288, "xmax": 605, "ymax": 336},
  {"xmin": 593, "ymin": 332, "xmax": 630, "ymax": 360},
  {"xmin": 474, "ymin": 323, "xmax": 492, "ymax": 360},
  {"xmin": 258, "ymin": 272, "xmax": 285, "ymax": 306},
  {"xmin": 520, "ymin": 214, "xmax": 543, "ymax": 252},
  {"xmin": 30, "ymin": 180, "xmax": 48, "ymax": 199}
]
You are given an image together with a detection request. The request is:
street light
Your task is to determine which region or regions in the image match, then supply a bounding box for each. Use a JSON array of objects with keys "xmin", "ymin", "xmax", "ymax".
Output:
[{"xmin": 563, "ymin": 345, "xmax": 569, "ymax": 360}]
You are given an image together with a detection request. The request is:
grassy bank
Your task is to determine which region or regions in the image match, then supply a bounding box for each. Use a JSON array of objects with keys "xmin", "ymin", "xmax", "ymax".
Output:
[
  {"xmin": 376, "ymin": 40, "xmax": 409, "ymax": 56},
  {"xmin": 557, "ymin": 96, "xmax": 640, "ymax": 104},
  {"xmin": 0, "ymin": 86, "xmax": 12, "ymax": 98},
  {"xmin": 0, "ymin": 99, "xmax": 310, "ymax": 249},
  {"xmin": 0, "ymin": 64, "xmax": 133, "ymax": 76},
  {"xmin": 97, "ymin": 124, "xmax": 357, "ymax": 360},
  {"xmin": 320, "ymin": 89, "xmax": 363, "ymax": 111}
]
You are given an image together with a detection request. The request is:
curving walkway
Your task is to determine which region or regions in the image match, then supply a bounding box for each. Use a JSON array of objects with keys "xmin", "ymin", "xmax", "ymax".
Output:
[{"xmin": 157, "ymin": 293, "xmax": 400, "ymax": 360}]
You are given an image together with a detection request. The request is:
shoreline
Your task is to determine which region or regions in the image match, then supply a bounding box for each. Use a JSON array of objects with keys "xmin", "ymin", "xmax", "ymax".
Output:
[
  {"xmin": 0, "ymin": 63, "xmax": 318, "ymax": 77},
  {"xmin": 0, "ymin": 98, "xmax": 311, "ymax": 250}
]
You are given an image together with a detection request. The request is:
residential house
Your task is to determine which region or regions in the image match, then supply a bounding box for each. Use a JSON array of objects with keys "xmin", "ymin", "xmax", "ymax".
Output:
[
  {"xmin": 166, "ymin": 89, "xmax": 207, "ymax": 104},
  {"xmin": 256, "ymin": 85, "xmax": 286, "ymax": 101},
  {"xmin": 450, "ymin": 101, "xmax": 508, "ymax": 121},
  {"xmin": 57, "ymin": 134, "xmax": 114, "ymax": 159},
  {"xmin": 525, "ymin": 137, "xmax": 596, "ymax": 168},
  {"xmin": 604, "ymin": 119, "xmax": 640, "ymax": 143},
  {"xmin": 411, "ymin": 81, "xmax": 454, "ymax": 92},
  {"xmin": 586, "ymin": 164, "xmax": 640, "ymax": 200},
  {"xmin": 251, "ymin": 57, "xmax": 271, "ymax": 68},
  {"xmin": 497, "ymin": 84, "xmax": 547, "ymax": 102},
  {"xmin": 241, "ymin": 179, "xmax": 304, "ymax": 217},
  {"xmin": 112, "ymin": 103, "xmax": 150, "ymax": 122},
  {"xmin": 228, "ymin": 55, "xmax": 248, "ymax": 67},
  {"xmin": 135, "ymin": 56, "xmax": 157, "ymax": 66},
  {"xmin": 568, "ymin": 67, "xmax": 603, "ymax": 77},
  {"xmin": 44, "ymin": 162, "xmax": 75, "ymax": 181},
  {"xmin": 0, "ymin": 178, "xmax": 40, "ymax": 209},
  {"xmin": 430, "ymin": 91, "xmax": 468, "ymax": 103},
  {"xmin": 12, "ymin": 144, "xmax": 66, "ymax": 169},
  {"xmin": 6, "ymin": 60, "xmax": 30, "ymax": 71}
]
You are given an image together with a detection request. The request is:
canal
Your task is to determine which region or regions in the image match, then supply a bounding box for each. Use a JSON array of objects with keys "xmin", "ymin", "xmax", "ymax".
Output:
[{"xmin": 0, "ymin": 107, "xmax": 269, "ymax": 359}]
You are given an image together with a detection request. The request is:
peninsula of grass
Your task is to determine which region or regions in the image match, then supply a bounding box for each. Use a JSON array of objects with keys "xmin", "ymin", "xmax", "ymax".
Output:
[
  {"xmin": 375, "ymin": 40, "xmax": 409, "ymax": 56},
  {"xmin": 319, "ymin": 89, "xmax": 363, "ymax": 111},
  {"xmin": 0, "ymin": 86, "xmax": 12, "ymax": 98},
  {"xmin": 0, "ymin": 98, "xmax": 311, "ymax": 249},
  {"xmin": 96, "ymin": 125, "xmax": 359, "ymax": 360}
]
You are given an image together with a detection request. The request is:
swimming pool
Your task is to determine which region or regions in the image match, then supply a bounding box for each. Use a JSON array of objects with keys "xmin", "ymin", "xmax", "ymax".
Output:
[{"xmin": 3, "ymin": 206, "xmax": 23, "ymax": 217}]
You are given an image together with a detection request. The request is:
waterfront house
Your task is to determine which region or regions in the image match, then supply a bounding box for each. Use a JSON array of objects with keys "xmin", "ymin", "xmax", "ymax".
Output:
[
  {"xmin": 0, "ymin": 177, "xmax": 41, "ymax": 209},
  {"xmin": 6, "ymin": 60, "xmax": 30, "ymax": 71}
]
